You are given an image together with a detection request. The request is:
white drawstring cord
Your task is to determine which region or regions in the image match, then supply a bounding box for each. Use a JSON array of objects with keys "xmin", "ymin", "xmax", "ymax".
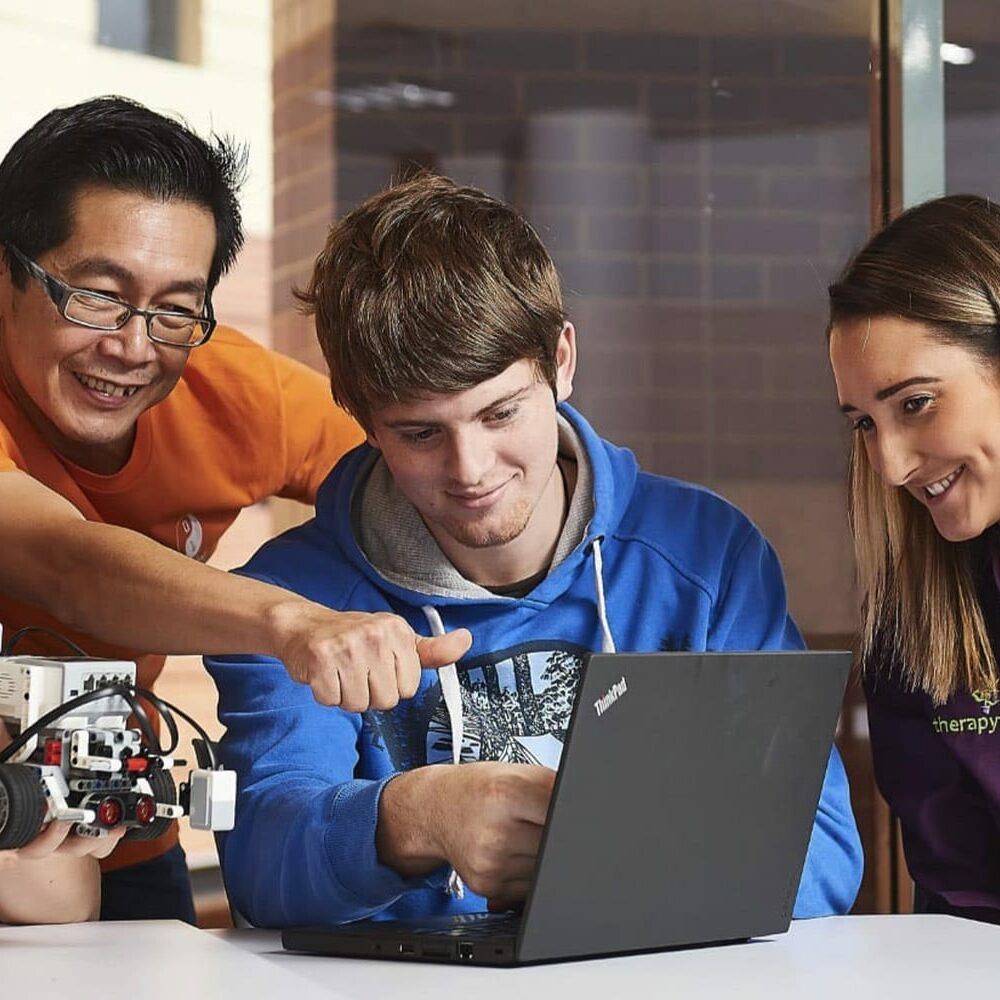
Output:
[
  {"xmin": 422, "ymin": 605, "xmax": 465, "ymax": 899},
  {"xmin": 422, "ymin": 539, "xmax": 613, "ymax": 901},
  {"xmin": 591, "ymin": 538, "xmax": 617, "ymax": 654}
]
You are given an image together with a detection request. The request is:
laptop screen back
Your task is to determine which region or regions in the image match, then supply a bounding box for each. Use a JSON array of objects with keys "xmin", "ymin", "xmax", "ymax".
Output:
[{"xmin": 516, "ymin": 650, "xmax": 851, "ymax": 963}]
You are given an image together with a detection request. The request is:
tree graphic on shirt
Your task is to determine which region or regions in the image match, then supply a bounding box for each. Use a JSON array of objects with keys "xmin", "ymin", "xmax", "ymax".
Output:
[
  {"xmin": 537, "ymin": 649, "xmax": 583, "ymax": 739},
  {"xmin": 513, "ymin": 651, "xmax": 542, "ymax": 735},
  {"xmin": 477, "ymin": 664, "xmax": 508, "ymax": 759},
  {"xmin": 659, "ymin": 632, "xmax": 693, "ymax": 653},
  {"xmin": 364, "ymin": 688, "xmax": 439, "ymax": 770},
  {"xmin": 364, "ymin": 645, "xmax": 588, "ymax": 770}
]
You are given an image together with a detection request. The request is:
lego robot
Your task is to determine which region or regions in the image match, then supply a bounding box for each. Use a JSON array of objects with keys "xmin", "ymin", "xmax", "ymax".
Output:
[{"xmin": 0, "ymin": 642, "xmax": 236, "ymax": 850}]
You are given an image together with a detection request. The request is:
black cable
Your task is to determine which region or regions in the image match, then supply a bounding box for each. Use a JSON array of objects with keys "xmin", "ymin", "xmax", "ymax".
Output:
[
  {"xmin": 0, "ymin": 684, "xmax": 131, "ymax": 763},
  {"xmin": 1, "ymin": 626, "xmax": 87, "ymax": 658},
  {"xmin": 3, "ymin": 685, "xmax": 179, "ymax": 763},
  {"xmin": 117, "ymin": 686, "xmax": 161, "ymax": 754},
  {"xmin": 136, "ymin": 687, "xmax": 218, "ymax": 769},
  {"xmin": 1, "ymin": 684, "xmax": 176, "ymax": 762},
  {"xmin": 1, "ymin": 630, "xmax": 219, "ymax": 768},
  {"xmin": 0, "ymin": 682, "xmax": 218, "ymax": 770},
  {"xmin": 130, "ymin": 686, "xmax": 179, "ymax": 757}
]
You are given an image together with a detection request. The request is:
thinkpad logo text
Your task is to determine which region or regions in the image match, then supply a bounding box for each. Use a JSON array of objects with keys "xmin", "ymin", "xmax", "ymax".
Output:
[{"xmin": 594, "ymin": 676, "xmax": 628, "ymax": 717}]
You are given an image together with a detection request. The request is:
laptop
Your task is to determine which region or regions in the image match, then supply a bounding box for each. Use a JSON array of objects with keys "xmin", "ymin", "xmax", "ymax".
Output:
[{"xmin": 282, "ymin": 649, "xmax": 852, "ymax": 966}]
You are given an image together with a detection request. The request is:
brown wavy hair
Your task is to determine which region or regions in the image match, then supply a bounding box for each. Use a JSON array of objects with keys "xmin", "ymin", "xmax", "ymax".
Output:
[
  {"xmin": 828, "ymin": 194, "xmax": 1000, "ymax": 703},
  {"xmin": 296, "ymin": 173, "xmax": 566, "ymax": 430}
]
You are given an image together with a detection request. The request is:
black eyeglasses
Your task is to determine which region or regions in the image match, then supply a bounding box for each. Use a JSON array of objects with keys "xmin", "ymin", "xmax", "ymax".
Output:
[{"xmin": 5, "ymin": 244, "xmax": 217, "ymax": 348}]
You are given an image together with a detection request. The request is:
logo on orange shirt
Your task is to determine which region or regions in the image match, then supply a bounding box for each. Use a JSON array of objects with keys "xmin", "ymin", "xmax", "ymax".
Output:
[{"xmin": 176, "ymin": 515, "xmax": 207, "ymax": 561}]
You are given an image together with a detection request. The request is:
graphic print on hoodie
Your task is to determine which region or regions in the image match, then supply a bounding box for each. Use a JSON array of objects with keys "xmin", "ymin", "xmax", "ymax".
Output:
[
  {"xmin": 206, "ymin": 403, "xmax": 864, "ymax": 928},
  {"xmin": 368, "ymin": 643, "xmax": 586, "ymax": 772}
]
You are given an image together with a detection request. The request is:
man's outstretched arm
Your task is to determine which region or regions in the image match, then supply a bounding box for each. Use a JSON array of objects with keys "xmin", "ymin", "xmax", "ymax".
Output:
[{"xmin": 0, "ymin": 470, "xmax": 469, "ymax": 709}]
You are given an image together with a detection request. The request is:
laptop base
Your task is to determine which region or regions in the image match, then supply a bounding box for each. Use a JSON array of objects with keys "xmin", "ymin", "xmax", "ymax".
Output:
[{"xmin": 281, "ymin": 918, "xmax": 751, "ymax": 967}]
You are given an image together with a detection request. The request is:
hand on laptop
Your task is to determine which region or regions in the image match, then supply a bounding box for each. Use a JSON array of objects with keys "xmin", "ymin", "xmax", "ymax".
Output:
[{"xmin": 377, "ymin": 761, "xmax": 555, "ymax": 910}]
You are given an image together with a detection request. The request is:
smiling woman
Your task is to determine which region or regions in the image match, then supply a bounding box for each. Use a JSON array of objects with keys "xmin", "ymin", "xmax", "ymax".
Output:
[
  {"xmin": 831, "ymin": 316, "xmax": 1000, "ymax": 545},
  {"xmin": 826, "ymin": 194, "xmax": 1000, "ymax": 926}
]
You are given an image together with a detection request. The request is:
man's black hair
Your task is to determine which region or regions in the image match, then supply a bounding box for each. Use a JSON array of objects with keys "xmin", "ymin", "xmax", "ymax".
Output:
[{"xmin": 0, "ymin": 96, "xmax": 247, "ymax": 292}]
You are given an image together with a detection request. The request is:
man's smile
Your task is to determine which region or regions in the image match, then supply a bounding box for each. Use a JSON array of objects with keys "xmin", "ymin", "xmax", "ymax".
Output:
[
  {"xmin": 71, "ymin": 371, "xmax": 147, "ymax": 399},
  {"xmin": 445, "ymin": 478, "xmax": 512, "ymax": 510}
]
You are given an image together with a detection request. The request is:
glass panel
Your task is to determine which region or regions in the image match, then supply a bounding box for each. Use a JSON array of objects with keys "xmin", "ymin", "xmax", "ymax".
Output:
[
  {"xmin": 97, "ymin": 0, "xmax": 179, "ymax": 61},
  {"xmin": 331, "ymin": 0, "xmax": 870, "ymax": 634},
  {"xmin": 97, "ymin": 0, "xmax": 150, "ymax": 54},
  {"xmin": 944, "ymin": 2, "xmax": 1000, "ymax": 198}
]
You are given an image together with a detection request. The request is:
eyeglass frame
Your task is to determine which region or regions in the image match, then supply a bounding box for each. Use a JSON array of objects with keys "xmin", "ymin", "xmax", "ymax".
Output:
[{"xmin": 3, "ymin": 243, "xmax": 217, "ymax": 349}]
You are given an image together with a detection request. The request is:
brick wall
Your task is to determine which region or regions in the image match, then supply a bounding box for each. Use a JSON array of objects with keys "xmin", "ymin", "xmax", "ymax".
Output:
[
  {"xmin": 269, "ymin": 0, "xmax": 340, "ymax": 535},
  {"xmin": 330, "ymin": 27, "xmax": 870, "ymax": 496},
  {"xmin": 272, "ymin": 0, "xmax": 336, "ymax": 376},
  {"xmin": 272, "ymin": 14, "xmax": 870, "ymax": 633},
  {"xmin": 291, "ymin": 24, "xmax": 870, "ymax": 463}
]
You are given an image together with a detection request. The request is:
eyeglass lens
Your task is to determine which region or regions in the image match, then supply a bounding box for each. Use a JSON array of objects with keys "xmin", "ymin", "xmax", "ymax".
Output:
[{"xmin": 64, "ymin": 291, "xmax": 209, "ymax": 346}]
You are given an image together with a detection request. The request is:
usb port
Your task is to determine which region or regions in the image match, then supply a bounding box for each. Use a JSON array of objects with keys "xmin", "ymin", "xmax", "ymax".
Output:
[
  {"xmin": 398, "ymin": 943, "xmax": 415, "ymax": 956},
  {"xmin": 458, "ymin": 943, "xmax": 474, "ymax": 961}
]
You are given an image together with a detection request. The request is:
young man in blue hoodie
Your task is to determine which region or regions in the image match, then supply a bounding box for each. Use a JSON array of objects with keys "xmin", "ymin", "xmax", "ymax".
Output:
[{"xmin": 206, "ymin": 174, "xmax": 863, "ymax": 927}]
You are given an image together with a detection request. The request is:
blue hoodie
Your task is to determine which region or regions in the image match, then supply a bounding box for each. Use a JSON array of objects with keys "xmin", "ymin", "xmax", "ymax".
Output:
[{"xmin": 206, "ymin": 405, "xmax": 862, "ymax": 927}]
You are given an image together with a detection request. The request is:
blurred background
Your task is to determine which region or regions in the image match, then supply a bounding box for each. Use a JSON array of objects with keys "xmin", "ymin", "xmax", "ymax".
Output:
[{"xmin": 0, "ymin": 0, "xmax": 995, "ymax": 924}]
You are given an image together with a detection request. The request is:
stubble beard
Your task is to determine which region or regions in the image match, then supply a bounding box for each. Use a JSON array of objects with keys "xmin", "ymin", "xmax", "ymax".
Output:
[{"xmin": 438, "ymin": 494, "xmax": 535, "ymax": 550}]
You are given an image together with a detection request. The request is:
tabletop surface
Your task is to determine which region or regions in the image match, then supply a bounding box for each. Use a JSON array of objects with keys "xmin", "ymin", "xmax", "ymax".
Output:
[{"xmin": 2, "ymin": 914, "xmax": 998, "ymax": 999}]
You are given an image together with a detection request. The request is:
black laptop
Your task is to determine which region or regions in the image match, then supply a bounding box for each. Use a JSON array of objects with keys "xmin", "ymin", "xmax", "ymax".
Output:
[{"xmin": 282, "ymin": 650, "xmax": 852, "ymax": 966}]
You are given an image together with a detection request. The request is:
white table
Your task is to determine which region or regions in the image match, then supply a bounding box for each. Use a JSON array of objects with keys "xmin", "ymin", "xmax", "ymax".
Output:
[
  {"xmin": 0, "ymin": 919, "xmax": 333, "ymax": 999},
  {"xmin": 2, "ymin": 915, "xmax": 997, "ymax": 999}
]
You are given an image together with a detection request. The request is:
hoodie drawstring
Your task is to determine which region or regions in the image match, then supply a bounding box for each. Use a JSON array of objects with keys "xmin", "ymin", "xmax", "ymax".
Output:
[
  {"xmin": 420, "ymin": 538, "xmax": 615, "ymax": 900},
  {"xmin": 591, "ymin": 537, "xmax": 617, "ymax": 654},
  {"xmin": 422, "ymin": 604, "xmax": 465, "ymax": 899}
]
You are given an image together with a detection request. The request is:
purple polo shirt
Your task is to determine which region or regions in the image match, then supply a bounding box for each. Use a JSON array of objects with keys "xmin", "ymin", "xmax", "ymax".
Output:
[
  {"xmin": 864, "ymin": 549, "xmax": 1000, "ymax": 924},
  {"xmin": 866, "ymin": 672, "xmax": 1000, "ymax": 922}
]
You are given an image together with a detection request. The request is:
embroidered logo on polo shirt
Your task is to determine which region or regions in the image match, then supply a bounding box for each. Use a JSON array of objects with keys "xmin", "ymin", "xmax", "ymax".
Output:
[
  {"xmin": 932, "ymin": 688, "xmax": 1000, "ymax": 736},
  {"xmin": 972, "ymin": 688, "xmax": 999, "ymax": 715},
  {"xmin": 176, "ymin": 514, "xmax": 206, "ymax": 561}
]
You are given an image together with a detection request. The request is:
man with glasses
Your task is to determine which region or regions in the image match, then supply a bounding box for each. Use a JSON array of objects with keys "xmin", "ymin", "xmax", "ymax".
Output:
[{"xmin": 0, "ymin": 98, "xmax": 469, "ymax": 923}]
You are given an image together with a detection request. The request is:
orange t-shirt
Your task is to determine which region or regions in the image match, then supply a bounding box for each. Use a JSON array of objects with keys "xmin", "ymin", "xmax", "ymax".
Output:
[{"xmin": 0, "ymin": 325, "xmax": 363, "ymax": 869}]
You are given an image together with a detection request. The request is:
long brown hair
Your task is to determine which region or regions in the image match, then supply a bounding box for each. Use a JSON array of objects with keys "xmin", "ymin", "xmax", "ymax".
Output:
[{"xmin": 829, "ymin": 194, "xmax": 1000, "ymax": 703}]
